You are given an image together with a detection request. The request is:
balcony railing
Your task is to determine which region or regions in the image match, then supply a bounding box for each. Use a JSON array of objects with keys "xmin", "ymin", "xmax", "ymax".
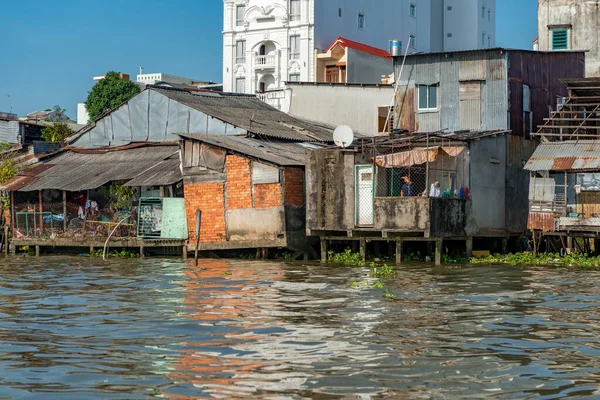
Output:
[{"xmin": 255, "ymin": 55, "xmax": 276, "ymax": 68}]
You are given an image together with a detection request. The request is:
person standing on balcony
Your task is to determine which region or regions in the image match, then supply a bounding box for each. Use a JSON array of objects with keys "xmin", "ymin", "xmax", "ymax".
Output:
[{"xmin": 401, "ymin": 176, "xmax": 414, "ymax": 197}]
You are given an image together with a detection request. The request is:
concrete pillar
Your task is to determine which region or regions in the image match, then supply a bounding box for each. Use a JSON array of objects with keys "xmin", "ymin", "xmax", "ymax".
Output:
[
  {"xmin": 90, "ymin": 245, "xmax": 94, "ymax": 254},
  {"xmin": 395, "ymin": 240, "xmax": 403, "ymax": 265},
  {"xmin": 359, "ymin": 238, "xmax": 366, "ymax": 261},
  {"xmin": 567, "ymin": 235, "xmax": 573, "ymax": 254},
  {"xmin": 182, "ymin": 245, "xmax": 188, "ymax": 260},
  {"xmin": 466, "ymin": 237, "xmax": 473, "ymax": 258},
  {"xmin": 501, "ymin": 238, "xmax": 508, "ymax": 254},
  {"xmin": 320, "ymin": 237, "xmax": 327, "ymax": 263},
  {"xmin": 435, "ymin": 239, "xmax": 442, "ymax": 266},
  {"xmin": 35, "ymin": 245, "xmax": 40, "ymax": 257},
  {"xmin": 10, "ymin": 242, "xmax": 15, "ymax": 256},
  {"xmin": 140, "ymin": 246, "xmax": 145, "ymax": 258}
]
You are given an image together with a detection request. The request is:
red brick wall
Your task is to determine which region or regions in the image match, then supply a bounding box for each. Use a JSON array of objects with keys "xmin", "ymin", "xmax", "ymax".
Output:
[
  {"xmin": 254, "ymin": 183, "xmax": 282, "ymax": 208},
  {"xmin": 284, "ymin": 167, "xmax": 304, "ymax": 206},
  {"xmin": 226, "ymin": 155, "xmax": 252, "ymax": 209},
  {"xmin": 184, "ymin": 183, "xmax": 226, "ymax": 243}
]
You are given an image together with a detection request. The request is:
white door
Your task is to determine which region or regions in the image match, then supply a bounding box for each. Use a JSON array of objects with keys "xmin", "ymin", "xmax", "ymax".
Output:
[{"xmin": 356, "ymin": 165, "xmax": 374, "ymax": 226}]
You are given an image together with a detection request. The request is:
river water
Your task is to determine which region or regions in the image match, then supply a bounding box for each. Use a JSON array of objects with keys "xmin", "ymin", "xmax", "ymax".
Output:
[{"xmin": 0, "ymin": 257, "xmax": 599, "ymax": 399}]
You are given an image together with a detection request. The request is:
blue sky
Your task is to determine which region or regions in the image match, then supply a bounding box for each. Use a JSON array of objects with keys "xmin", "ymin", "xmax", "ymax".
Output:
[{"xmin": 0, "ymin": 0, "xmax": 537, "ymax": 118}]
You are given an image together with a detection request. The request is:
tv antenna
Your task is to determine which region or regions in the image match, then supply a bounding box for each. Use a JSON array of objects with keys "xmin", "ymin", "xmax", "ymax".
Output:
[
  {"xmin": 333, "ymin": 125, "xmax": 354, "ymax": 148},
  {"xmin": 6, "ymin": 94, "xmax": 11, "ymax": 113}
]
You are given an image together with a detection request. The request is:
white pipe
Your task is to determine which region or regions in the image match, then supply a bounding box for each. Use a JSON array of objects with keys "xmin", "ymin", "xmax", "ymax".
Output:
[{"xmin": 102, "ymin": 215, "xmax": 132, "ymax": 260}]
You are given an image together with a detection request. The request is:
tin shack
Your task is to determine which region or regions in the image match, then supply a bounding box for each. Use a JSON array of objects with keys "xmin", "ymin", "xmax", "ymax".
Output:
[{"xmin": 306, "ymin": 130, "xmax": 536, "ymax": 265}]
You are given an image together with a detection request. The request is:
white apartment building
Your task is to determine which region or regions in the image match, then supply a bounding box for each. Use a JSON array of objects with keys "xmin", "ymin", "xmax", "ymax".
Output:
[
  {"xmin": 223, "ymin": 0, "xmax": 496, "ymax": 94},
  {"xmin": 136, "ymin": 73, "xmax": 198, "ymax": 85},
  {"xmin": 438, "ymin": 0, "xmax": 496, "ymax": 52}
]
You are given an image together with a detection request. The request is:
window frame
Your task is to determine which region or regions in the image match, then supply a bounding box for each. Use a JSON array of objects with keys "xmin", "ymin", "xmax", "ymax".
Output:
[
  {"xmin": 235, "ymin": 77, "xmax": 246, "ymax": 93},
  {"xmin": 358, "ymin": 12, "xmax": 365, "ymax": 30},
  {"xmin": 552, "ymin": 29, "xmax": 569, "ymax": 50},
  {"xmin": 409, "ymin": 35, "xmax": 416, "ymax": 49},
  {"xmin": 417, "ymin": 84, "xmax": 438, "ymax": 111},
  {"xmin": 235, "ymin": 4, "xmax": 245, "ymax": 27},
  {"xmin": 409, "ymin": 3, "xmax": 416, "ymax": 18},
  {"xmin": 289, "ymin": 35, "xmax": 300, "ymax": 60},
  {"xmin": 289, "ymin": 0, "xmax": 301, "ymax": 22},
  {"xmin": 288, "ymin": 73, "xmax": 300, "ymax": 82},
  {"xmin": 235, "ymin": 40, "xmax": 246, "ymax": 64}
]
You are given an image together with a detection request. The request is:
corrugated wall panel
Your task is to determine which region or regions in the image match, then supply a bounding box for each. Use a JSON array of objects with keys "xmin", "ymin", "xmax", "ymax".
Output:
[
  {"xmin": 486, "ymin": 52, "xmax": 506, "ymax": 81},
  {"xmin": 440, "ymin": 58, "xmax": 460, "ymax": 132},
  {"xmin": 460, "ymin": 99, "xmax": 481, "ymax": 130},
  {"xmin": 0, "ymin": 121, "xmax": 19, "ymax": 143},
  {"xmin": 459, "ymin": 54, "xmax": 486, "ymax": 81},
  {"xmin": 413, "ymin": 56, "xmax": 441, "ymax": 85},
  {"xmin": 481, "ymin": 79, "xmax": 508, "ymax": 130},
  {"xmin": 417, "ymin": 112, "xmax": 440, "ymax": 132}
]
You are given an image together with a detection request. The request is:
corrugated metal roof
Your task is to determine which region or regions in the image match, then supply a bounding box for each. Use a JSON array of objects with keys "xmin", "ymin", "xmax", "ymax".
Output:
[
  {"xmin": 525, "ymin": 140, "xmax": 600, "ymax": 171},
  {"xmin": 176, "ymin": 133, "xmax": 324, "ymax": 166},
  {"xmin": 7, "ymin": 146, "xmax": 182, "ymax": 192},
  {"xmin": 155, "ymin": 88, "xmax": 333, "ymax": 142}
]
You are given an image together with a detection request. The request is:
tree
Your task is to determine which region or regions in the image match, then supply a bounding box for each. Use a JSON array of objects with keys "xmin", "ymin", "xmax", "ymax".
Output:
[
  {"xmin": 46, "ymin": 105, "xmax": 68, "ymax": 122},
  {"xmin": 41, "ymin": 122, "xmax": 74, "ymax": 143},
  {"xmin": 84, "ymin": 71, "xmax": 141, "ymax": 121}
]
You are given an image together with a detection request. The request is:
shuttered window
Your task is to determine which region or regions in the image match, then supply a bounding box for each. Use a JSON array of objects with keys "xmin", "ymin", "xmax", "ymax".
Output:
[
  {"xmin": 552, "ymin": 29, "xmax": 568, "ymax": 50},
  {"xmin": 252, "ymin": 162, "xmax": 280, "ymax": 184}
]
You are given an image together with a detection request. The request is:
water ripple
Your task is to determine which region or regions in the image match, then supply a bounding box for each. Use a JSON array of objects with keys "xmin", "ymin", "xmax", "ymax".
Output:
[{"xmin": 0, "ymin": 258, "xmax": 599, "ymax": 398}]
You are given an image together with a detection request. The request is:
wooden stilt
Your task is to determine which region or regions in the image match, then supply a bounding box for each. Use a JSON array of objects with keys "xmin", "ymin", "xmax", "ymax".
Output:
[
  {"xmin": 395, "ymin": 240, "xmax": 402, "ymax": 265},
  {"xmin": 63, "ymin": 191, "xmax": 67, "ymax": 232},
  {"xmin": 320, "ymin": 237, "xmax": 327, "ymax": 263},
  {"xmin": 466, "ymin": 237, "xmax": 473, "ymax": 258},
  {"xmin": 532, "ymin": 231, "xmax": 538, "ymax": 257},
  {"xmin": 359, "ymin": 238, "xmax": 366, "ymax": 261},
  {"xmin": 435, "ymin": 239, "xmax": 442, "ymax": 266},
  {"xmin": 501, "ymin": 238, "xmax": 508, "ymax": 254}
]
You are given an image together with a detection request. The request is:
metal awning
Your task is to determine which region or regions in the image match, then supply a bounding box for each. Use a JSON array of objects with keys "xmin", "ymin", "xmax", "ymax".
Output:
[
  {"xmin": 375, "ymin": 146, "xmax": 465, "ymax": 168},
  {"xmin": 4, "ymin": 145, "xmax": 182, "ymax": 192},
  {"xmin": 524, "ymin": 140, "xmax": 600, "ymax": 171}
]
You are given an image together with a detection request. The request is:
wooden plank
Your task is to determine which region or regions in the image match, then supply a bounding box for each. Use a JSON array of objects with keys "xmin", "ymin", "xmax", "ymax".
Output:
[
  {"xmin": 184, "ymin": 140, "xmax": 193, "ymax": 167},
  {"xmin": 538, "ymin": 125, "xmax": 600, "ymax": 129},
  {"xmin": 191, "ymin": 141, "xmax": 201, "ymax": 167}
]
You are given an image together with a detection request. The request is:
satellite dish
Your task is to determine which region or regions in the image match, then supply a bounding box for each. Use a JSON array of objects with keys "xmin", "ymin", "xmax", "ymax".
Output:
[{"xmin": 333, "ymin": 125, "xmax": 354, "ymax": 148}]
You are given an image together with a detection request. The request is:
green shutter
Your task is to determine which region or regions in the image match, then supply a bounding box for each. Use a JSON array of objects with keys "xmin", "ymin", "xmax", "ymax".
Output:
[{"xmin": 552, "ymin": 30, "xmax": 568, "ymax": 50}]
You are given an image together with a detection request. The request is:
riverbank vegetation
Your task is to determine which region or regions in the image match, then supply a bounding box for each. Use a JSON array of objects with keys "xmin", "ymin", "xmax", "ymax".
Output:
[{"xmin": 327, "ymin": 250, "xmax": 600, "ymax": 269}]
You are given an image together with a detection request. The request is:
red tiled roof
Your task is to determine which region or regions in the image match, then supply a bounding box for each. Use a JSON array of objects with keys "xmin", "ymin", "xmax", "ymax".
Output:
[{"xmin": 326, "ymin": 37, "xmax": 392, "ymax": 60}]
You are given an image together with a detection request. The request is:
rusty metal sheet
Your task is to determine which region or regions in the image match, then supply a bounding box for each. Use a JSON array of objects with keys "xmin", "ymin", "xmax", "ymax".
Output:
[
  {"xmin": 552, "ymin": 157, "xmax": 576, "ymax": 170},
  {"xmin": 528, "ymin": 212, "xmax": 555, "ymax": 232}
]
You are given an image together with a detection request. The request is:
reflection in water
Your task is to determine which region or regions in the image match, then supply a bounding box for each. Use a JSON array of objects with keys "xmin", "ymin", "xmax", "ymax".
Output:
[{"xmin": 0, "ymin": 258, "xmax": 599, "ymax": 398}]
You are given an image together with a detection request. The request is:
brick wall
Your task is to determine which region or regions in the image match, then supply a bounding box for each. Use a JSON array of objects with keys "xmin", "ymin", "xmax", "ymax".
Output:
[
  {"xmin": 254, "ymin": 183, "xmax": 282, "ymax": 208},
  {"xmin": 226, "ymin": 155, "xmax": 252, "ymax": 209},
  {"xmin": 284, "ymin": 167, "xmax": 305, "ymax": 206},
  {"xmin": 184, "ymin": 183, "xmax": 226, "ymax": 243}
]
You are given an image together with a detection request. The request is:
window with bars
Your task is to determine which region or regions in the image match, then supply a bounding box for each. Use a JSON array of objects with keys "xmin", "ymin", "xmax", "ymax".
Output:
[
  {"xmin": 235, "ymin": 40, "xmax": 246, "ymax": 63},
  {"xmin": 552, "ymin": 29, "xmax": 569, "ymax": 50},
  {"xmin": 236, "ymin": 4, "xmax": 245, "ymax": 26},
  {"xmin": 288, "ymin": 73, "xmax": 300, "ymax": 82},
  {"xmin": 289, "ymin": 0, "xmax": 301, "ymax": 21},
  {"xmin": 289, "ymin": 35, "xmax": 300, "ymax": 60}
]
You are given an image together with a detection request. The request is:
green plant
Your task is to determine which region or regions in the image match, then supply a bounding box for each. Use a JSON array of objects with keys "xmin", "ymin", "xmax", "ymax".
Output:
[
  {"xmin": 371, "ymin": 280, "xmax": 384, "ymax": 289},
  {"xmin": 41, "ymin": 122, "xmax": 74, "ymax": 143},
  {"xmin": 470, "ymin": 252, "xmax": 600, "ymax": 269},
  {"xmin": 89, "ymin": 248, "xmax": 137, "ymax": 258},
  {"xmin": 85, "ymin": 71, "xmax": 141, "ymax": 121},
  {"xmin": 104, "ymin": 184, "xmax": 137, "ymax": 216},
  {"xmin": 384, "ymin": 289, "xmax": 397, "ymax": 299},
  {"xmin": 442, "ymin": 253, "xmax": 470, "ymax": 264},
  {"xmin": 403, "ymin": 252, "xmax": 422, "ymax": 262},
  {"xmin": 283, "ymin": 253, "xmax": 293, "ymax": 262},
  {"xmin": 328, "ymin": 249, "xmax": 365, "ymax": 266},
  {"xmin": 370, "ymin": 263, "xmax": 397, "ymax": 278},
  {"xmin": 0, "ymin": 159, "xmax": 18, "ymax": 185}
]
